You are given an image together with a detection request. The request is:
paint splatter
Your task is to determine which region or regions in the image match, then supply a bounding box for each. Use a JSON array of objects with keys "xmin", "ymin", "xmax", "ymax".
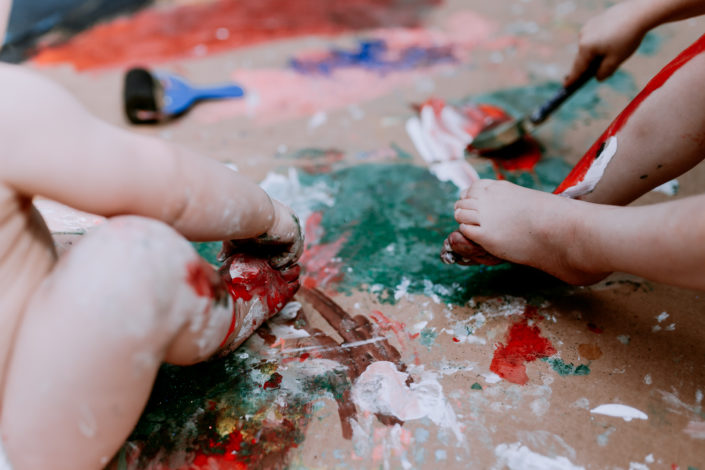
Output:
[
  {"xmin": 578, "ymin": 343, "xmax": 602, "ymax": 360},
  {"xmin": 543, "ymin": 357, "xmax": 591, "ymax": 377},
  {"xmin": 32, "ymin": 0, "xmax": 442, "ymax": 70},
  {"xmin": 489, "ymin": 307, "xmax": 557, "ymax": 385},
  {"xmin": 291, "ymin": 38, "xmax": 456, "ymax": 75}
]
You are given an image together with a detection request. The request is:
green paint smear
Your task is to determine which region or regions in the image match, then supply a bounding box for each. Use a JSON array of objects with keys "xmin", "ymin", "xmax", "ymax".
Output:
[
  {"xmin": 419, "ymin": 328, "xmax": 438, "ymax": 350},
  {"xmin": 471, "ymin": 382, "xmax": 483, "ymax": 390},
  {"xmin": 298, "ymin": 163, "xmax": 571, "ymax": 304},
  {"xmin": 123, "ymin": 337, "xmax": 351, "ymax": 467},
  {"xmin": 543, "ymin": 357, "xmax": 591, "ymax": 376},
  {"xmin": 637, "ymin": 31, "xmax": 664, "ymax": 56},
  {"xmin": 192, "ymin": 241, "xmax": 221, "ymax": 266}
]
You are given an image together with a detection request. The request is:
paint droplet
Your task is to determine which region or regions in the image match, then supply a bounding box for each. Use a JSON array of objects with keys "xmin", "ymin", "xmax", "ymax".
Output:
[
  {"xmin": 590, "ymin": 403, "xmax": 648, "ymax": 422},
  {"xmin": 452, "ymin": 337, "xmax": 460, "ymax": 343},
  {"xmin": 471, "ymin": 382, "xmax": 482, "ymax": 390},
  {"xmin": 644, "ymin": 374, "xmax": 652, "ymax": 385},
  {"xmin": 263, "ymin": 372, "xmax": 283, "ymax": 390},
  {"xmin": 587, "ymin": 323, "xmax": 603, "ymax": 334},
  {"xmin": 617, "ymin": 335, "xmax": 631, "ymax": 345},
  {"xmin": 578, "ymin": 343, "xmax": 603, "ymax": 360}
]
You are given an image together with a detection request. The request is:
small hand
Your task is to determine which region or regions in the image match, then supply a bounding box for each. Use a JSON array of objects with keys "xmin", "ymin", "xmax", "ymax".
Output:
[{"xmin": 564, "ymin": 1, "xmax": 648, "ymax": 86}]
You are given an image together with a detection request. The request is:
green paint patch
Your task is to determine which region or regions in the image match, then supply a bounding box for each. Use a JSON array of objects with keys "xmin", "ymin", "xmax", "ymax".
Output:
[
  {"xmin": 419, "ymin": 328, "xmax": 438, "ymax": 350},
  {"xmin": 296, "ymin": 163, "xmax": 571, "ymax": 304},
  {"xmin": 192, "ymin": 241, "xmax": 221, "ymax": 266},
  {"xmin": 471, "ymin": 382, "xmax": 483, "ymax": 390},
  {"xmin": 543, "ymin": 357, "xmax": 591, "ymax": 376},
  {"xmin": 122, "ymin": 338, "xmax": 350, "ymax": 468},
  {"xmin": 637, "ymin": 31, "xmax": 664, "ymax": 56}
]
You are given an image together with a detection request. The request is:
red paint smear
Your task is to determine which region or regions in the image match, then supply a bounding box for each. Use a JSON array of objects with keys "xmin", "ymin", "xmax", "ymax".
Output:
[
  {"xmin": 263, "ymin": 372, "xmax": 283, "ymax": 390},
  {"xmin": 191, "ymin": 431, "xmax": 246, "ymax": 468},
  {"xmin": 186, "ymin": 259, "xmax": 218, "ymax": 298},
  {"xmin": 489, "ymin": 306, "xmax": 556, "ymax": 385},
  {"xmin": 33, "ymin": 0, "xmax": 440, "ymax": 70},
  {"xmin": 420, "ymin": 98, "xmax": 543, "ymax": 173},
  {"xmin": 555, "ymin": 33, "xmax": 705, "ymax": 194},
  {"xmin": 299, "ymin": 212, "xmax": 345, "ymax": 289},
  {"xmin": 218, "ymin": 253, "xmax": 300, "ymax": 348}
]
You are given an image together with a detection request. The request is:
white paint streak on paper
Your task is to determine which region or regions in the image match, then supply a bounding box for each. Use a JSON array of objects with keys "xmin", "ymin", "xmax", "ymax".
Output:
[
  {"xmin": 493, "ymin": 442, "xmax": 585, "ymax": 470},
  {"xmin": 590, "ymin": 403, "xmax": 648, "ymax": 422},
  {"xmin": 684, "ymin": 420, "xmax": 705, "ymax": 439},
  {"xmin": 405, "ymin": 107, "xmax": 479, "ymax": 189}
]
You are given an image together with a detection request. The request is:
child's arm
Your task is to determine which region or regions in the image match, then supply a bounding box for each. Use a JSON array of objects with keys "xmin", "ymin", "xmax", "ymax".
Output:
[
  {"xmin": 0, "ymin": 64, "xmax": 301, "ymax": 259},
  {"xmin": 565, "ymin": 0, "xmax": 705, "ymax": 86}
]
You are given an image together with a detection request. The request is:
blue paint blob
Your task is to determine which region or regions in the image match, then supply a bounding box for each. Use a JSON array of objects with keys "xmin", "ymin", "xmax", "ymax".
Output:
[{"xmin": 290, "ymin": 39, "xmax": 456, "ymax": 75}]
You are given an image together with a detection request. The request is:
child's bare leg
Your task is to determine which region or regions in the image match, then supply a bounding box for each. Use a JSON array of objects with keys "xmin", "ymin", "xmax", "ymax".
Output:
[
  {"xmin": 577, "ymin": 49, "xmax": 705, "ymax": 205},
  {"xmin": 447, "ymin": 37, "xmax": 705, "ymax": 273},
  {"xmin": 456, "ymin": 181, "xmax": 705, "ymax": 289},
  {"xmin": 1, "ymin": 216, "xmax": 298, "ymax": 469}
]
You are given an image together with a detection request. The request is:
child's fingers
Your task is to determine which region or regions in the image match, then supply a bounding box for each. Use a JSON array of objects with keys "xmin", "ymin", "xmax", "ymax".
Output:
[
  {"xmin": 595, "ymin": 56, "xmax": 620, "ymax": 81},
  {"xmin": 455, "ymin": 208, "xmax": 480, "ymax": 226},
  {"xmin": 565, "ymin": 48, "xmax": 597, "ymax": 86},
  {"xmin": 454, "ymin": 198, "xmax": 477, "ymax": 210}
]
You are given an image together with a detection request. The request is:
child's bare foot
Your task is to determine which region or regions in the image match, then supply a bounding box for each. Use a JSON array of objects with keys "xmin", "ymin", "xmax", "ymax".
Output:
[
  {"xmin": 218, "ymin": 253, "xmax": 301, "ymax": 351},
  {"xmin": 452, "ymin": 180, "xmax": 610, "ymax": 285}
]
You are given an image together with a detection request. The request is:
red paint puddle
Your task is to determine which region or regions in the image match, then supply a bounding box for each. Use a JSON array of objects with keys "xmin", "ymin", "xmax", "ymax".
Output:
[
  {"xmin": 555, "ymin": 33, "xmax": 705, "ymax": 194},
  {"xmin": 33, "ymin": 0, "xmax": 441, "ymax": 70},
  {"xmin": 489, "ymin": 306, "xmax": 556, "ymax": 385}
]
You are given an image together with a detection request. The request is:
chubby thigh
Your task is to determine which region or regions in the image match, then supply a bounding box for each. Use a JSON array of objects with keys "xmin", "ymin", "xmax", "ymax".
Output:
[
  {"xmin": 0, "ymin": 214, "xmax": 234, "ymax": 469},
  {"xmin": 0, "ymin": 183, "xmax": 56, "ymax": 403}
]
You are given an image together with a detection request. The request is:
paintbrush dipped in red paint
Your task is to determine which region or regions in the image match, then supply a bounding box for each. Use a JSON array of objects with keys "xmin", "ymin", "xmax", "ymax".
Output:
[{"xmin": 470, "ymin": 58, "xmax": 602, "ymax": 152}]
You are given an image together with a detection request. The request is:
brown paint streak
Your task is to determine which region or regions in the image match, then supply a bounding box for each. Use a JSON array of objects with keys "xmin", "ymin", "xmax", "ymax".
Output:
[
  {"xmin": 291, "ymin": 286, "xmax": 408, "ymax": 439},
  {"xmin": 578, "ymin": 343, "xmax": 602, "ymax": 360}
]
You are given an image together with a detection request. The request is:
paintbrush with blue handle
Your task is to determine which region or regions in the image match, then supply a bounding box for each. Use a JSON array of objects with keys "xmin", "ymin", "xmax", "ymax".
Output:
[{"xmin": 124, "ymin": 67, "xmax": 245, "ymax": 124}]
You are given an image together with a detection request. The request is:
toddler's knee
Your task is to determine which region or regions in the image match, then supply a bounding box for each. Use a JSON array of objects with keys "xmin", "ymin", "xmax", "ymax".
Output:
[{"xmin": 62, "ymin": 216, "xmax": 207, "ymax": 336}]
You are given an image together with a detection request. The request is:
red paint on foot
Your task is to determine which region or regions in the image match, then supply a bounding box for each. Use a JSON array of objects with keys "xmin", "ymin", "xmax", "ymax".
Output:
[
  {"xmin": 33, "ymin": 0, "xmax": 440, "ymax": 70},
  {"xmin": 555, "ymin": 33, "xmax": 705, "ymax": 195},
  {"xmin": 218, "ymin": 253, "xmax": 300, "ymax": 349},
  {"xmin": 489, "ymin": 307, "xmax": 556, "ymax": 385}
]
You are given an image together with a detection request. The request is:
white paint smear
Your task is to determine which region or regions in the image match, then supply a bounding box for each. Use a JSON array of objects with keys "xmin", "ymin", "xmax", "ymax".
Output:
[
  {"xmin": 559, "ymin": 136, "xmax": 618, "ymax": 198},
  {"xmin": 493, "ymin": 442, "xmax": 585, "ymax": 470},
  {"xmin": 351, "ymin": 361, "xmax": 463, "ymax": 442},
  {"xmin": 590, "ymin": 403, "xmax": 648, "ymax": 422},
  {"xmin": 652, "ymin": 179, "xmax": 679, "ymax": 196},
  {"xmin": 684, "ymin": 420, "xmax": 705, "ymax": 439}
]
